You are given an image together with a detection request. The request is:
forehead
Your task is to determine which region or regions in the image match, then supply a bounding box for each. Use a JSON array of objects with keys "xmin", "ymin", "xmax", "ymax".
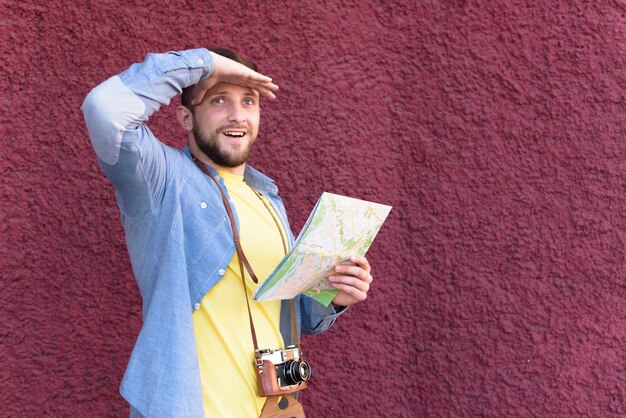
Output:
[{"xmin": 205, "ymin": 82, "xmax": 260, "ymax": 98}]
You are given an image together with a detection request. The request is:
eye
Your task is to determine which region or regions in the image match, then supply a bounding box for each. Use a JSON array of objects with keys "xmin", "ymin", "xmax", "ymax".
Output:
[
  {"xmin": 242, "ymin": 97, "xmax": 256, "ymax": 106},
  {"xmin": 210, "ymin": 96, "xmax": 226, "ymax": 104}
]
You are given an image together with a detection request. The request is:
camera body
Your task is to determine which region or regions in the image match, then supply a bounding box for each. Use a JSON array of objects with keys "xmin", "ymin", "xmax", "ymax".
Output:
[{"xmin": 255, "ymin": 345, "xmax": 311, "ymax": 396}]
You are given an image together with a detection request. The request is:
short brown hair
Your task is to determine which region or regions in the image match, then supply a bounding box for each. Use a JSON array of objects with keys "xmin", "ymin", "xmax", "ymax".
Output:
[{"xmin": 180, "ymin": 48, "xmax": 259, "ymax": 110}]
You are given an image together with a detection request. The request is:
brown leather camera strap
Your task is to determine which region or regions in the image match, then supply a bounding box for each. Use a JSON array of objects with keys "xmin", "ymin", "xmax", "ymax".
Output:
[{"xmin": 193, "ymin": 157, "xmax": 299, "ymax": 351}]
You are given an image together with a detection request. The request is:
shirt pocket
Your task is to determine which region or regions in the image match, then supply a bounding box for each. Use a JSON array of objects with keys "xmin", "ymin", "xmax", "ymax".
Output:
[{"xmin": 171, "ymin": 179, "xmax": 226, "ymax": 270}]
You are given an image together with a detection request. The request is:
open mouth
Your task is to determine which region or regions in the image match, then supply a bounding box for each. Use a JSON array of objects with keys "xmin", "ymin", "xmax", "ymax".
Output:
[{"xmin": 223, "ymin": 130, "xmax": 246, "ymax": 138}]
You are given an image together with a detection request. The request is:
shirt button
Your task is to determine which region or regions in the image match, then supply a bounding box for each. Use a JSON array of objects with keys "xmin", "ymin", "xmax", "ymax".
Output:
[
  {"xmin": 194, "ymin": 303, "xmax": 201, "ymax": 310},
  {"xmin": 218, "ymin": 269, "xmax": 226, "ymax": 276},
  {"xmin": 200, "ymin": 202, "xmax": 207, "ymax": 209},
  {"xmin": 196, "ymin": 58, "xmax": 204, "ymax": 65}
]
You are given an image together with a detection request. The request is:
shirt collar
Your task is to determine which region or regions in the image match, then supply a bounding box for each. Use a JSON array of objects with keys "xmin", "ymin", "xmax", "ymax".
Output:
[{"xmin": 183, "ymin": 145, "xmax": 278, "ymax": 195}]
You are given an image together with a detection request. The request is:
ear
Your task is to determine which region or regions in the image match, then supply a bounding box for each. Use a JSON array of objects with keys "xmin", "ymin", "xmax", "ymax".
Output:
[{"xmin": 176, "ymin": 105, "xmax": 194, "ymax": 132}]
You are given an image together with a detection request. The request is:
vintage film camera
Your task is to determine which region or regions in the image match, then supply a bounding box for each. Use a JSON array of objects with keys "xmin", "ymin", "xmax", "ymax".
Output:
[{"xmin": 255, "ymin": 345, "xmax": 311, "ymax": 396}]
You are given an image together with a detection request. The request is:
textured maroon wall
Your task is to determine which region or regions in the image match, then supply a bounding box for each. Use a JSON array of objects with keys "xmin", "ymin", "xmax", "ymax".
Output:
[{"xmin": 2, "ymin": 1, "xmax": 625, "ymax": 416}]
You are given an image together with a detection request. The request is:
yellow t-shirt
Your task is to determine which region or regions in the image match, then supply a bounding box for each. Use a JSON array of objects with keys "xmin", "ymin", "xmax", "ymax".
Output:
[{"xmin": 192, "ymin": 170, "xmax": 287, "ymax": 417}]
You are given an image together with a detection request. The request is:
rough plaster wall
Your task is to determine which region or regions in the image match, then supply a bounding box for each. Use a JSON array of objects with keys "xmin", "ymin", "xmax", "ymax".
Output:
[{"xmin": 1, "ymin": 0, "xmax": 624, "ymax": 416}]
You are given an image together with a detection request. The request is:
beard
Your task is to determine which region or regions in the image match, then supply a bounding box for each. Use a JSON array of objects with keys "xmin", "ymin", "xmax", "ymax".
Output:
[{"xmin": 192, "ymin": 120, "xmax": 256, "ymax": 168}]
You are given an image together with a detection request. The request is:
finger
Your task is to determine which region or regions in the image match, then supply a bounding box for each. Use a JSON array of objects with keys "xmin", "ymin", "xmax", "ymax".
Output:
[
  {"xmin": 221, "ymin": 73, "xmax": 276, "ymax": 88},
  {"xmin": 240, "ymin": 76, "xmax": 278, "ymax": 90},
  {"xmin": 191, "ymin": 87, "xmax": 208, "ymax": 106},
  {"xmin": 235, "ymin": 77, "xmax": 279, "ymax": 94},
  {"xmin": 190, "ymin": 78, "xmax": 216, "ymax": 106},
  {"xmin": 348, "ymin": 255, "xmax": 371, "ymax": 273},
  {"xmin": 331, "ymin": 283, "xmax": 367, "ymax": 302},
  {"xmin": 247, "ymin": 83, "xmax": 278, "ymax": 100},
  {"xmin": 238, "ymin": 72, "xmax": 273, "ymax": 83},
  {"xmin": 262, "ymin": 90, "xmax": 277, "ymax": 100},
  {"xmin": 334, "ymin": 264, "xmax": 373, "ymax": 284},
  {"xmin": 329, "ymin": 274, "xmax": 370, "ymax": 293}
]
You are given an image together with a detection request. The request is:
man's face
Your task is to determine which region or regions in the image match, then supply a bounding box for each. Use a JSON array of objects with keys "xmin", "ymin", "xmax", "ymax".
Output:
[{"xmin": 191, "ymin": 82, "xmax": 261, "ymax": 170}]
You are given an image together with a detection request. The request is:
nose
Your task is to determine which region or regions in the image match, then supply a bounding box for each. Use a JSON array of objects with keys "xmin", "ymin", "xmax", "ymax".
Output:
[{"xmin": 227, "ymin": 104, "xmax": 246, "ymax": 124}]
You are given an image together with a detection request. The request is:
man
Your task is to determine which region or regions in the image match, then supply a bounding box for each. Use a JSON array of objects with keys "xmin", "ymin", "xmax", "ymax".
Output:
[{"xmin": 82, "ymin": 48, "xmax": 373, "ymax": 417}]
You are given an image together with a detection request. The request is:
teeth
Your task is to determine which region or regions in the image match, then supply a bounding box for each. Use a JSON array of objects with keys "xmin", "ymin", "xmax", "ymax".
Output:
[{"xmin": 224, "ymin": 132, "xmax": 244, "ymax": 137}]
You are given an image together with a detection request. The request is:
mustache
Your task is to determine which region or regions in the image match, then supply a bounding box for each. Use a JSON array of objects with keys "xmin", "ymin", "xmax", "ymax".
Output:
[{"xmin": 218, "ymin": 124, "xmax": 247, "ymax": 131}]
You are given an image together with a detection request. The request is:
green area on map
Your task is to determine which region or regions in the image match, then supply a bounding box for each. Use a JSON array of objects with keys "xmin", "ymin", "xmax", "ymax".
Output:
[{"xmin": 253, "ymin": 192, "xmax": 392, "ymax": 306}]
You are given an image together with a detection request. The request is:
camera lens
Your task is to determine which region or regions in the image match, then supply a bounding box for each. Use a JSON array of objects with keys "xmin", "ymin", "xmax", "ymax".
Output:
[{"xmin": 280, "ymin": 360, "xmax": 311, "ymax": 386}]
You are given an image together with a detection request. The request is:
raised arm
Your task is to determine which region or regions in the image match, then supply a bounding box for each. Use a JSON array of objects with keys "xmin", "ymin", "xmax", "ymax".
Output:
[{"xmin": 81, "ymin": 49, "xmax": 278, "ymax": 218}]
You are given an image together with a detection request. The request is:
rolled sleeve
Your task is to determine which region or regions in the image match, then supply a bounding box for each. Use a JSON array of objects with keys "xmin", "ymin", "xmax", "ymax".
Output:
[
  {"xmin": 82, "ymin": 48, "xmax": 214, "ymax": 218},
  {"xmin": 300, "ymin": 296, "xmax": 349, "ymax": 335}
]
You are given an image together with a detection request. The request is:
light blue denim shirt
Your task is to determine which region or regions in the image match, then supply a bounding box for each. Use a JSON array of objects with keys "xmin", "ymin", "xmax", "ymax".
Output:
[{"xmin": 81, "ymin": 49, "xmax": 345, "ymax": 417}]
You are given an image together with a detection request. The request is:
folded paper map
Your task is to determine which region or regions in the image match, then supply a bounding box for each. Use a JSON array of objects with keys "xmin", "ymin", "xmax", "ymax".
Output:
[{"xmin": 253, "ymin": 192, "xmax": 392, "ymax": 306}]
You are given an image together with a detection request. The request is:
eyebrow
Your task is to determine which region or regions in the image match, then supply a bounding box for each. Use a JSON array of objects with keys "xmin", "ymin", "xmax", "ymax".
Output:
[{"xmin": 211, "ymin": 90, "xmax": 259, "ymax": 98}]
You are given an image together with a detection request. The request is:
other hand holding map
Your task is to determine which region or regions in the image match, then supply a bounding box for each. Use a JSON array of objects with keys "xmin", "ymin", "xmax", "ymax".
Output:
[{"xmin": 253, "ymin": 192, "xmax": 392, "ymax": 306}]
